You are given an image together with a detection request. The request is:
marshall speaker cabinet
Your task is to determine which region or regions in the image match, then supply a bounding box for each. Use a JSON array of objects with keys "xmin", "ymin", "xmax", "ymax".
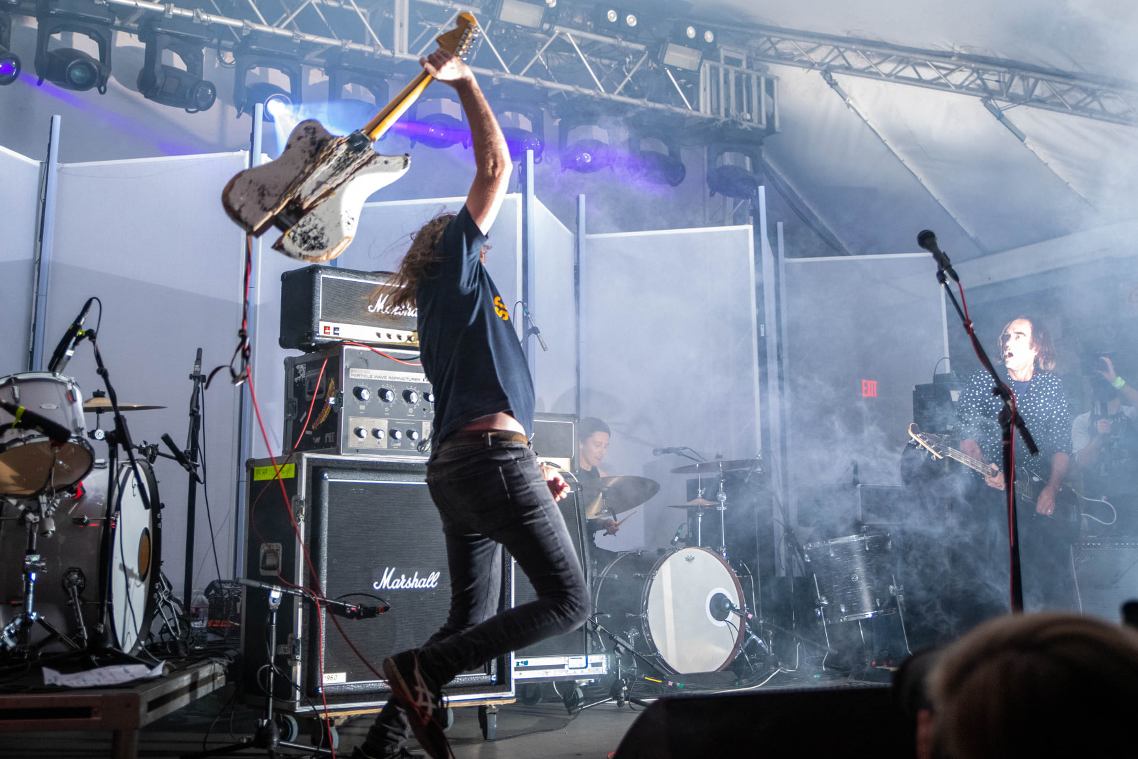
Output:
[{"xmin": 242, "ymin": 453, "xmax": 514, "ymax": 713}]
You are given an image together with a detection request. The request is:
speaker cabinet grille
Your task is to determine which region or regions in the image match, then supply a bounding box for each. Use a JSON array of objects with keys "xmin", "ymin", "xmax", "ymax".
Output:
[
  {"xmin": 1075, "ymin": 540, "xmax": 1138, "ymax": 623},
  {"xmin": 243, "ymin": 454, "xmax": 513, "ymax": 713}
]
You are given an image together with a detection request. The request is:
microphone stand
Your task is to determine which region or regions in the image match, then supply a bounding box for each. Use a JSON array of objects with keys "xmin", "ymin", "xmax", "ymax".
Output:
[
  {"xmin": 182, "ymin": 348, "xmax": 205, "ymax": 608},
  {"xmin": 932, "ymin": 266, "xmax": 1038, "ymax": 613}
]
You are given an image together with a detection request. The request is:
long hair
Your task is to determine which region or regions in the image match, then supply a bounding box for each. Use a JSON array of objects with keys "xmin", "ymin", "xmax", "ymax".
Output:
[
  {"xmin": 381, "ymin": 213, "xmax": 454, "ymax": 311},
  {"xmin": 999, "ymin": 315, "xmax": 1057, "ymax": 372}
]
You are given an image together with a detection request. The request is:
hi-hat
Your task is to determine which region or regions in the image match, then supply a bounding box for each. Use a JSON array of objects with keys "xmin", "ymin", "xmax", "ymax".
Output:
[
  {"xmin": 578, "ymin": 475, "xmax": 660, "ymax": 518},
  {"xmin": 671, "ymin": 458, "xmax": 761, "ymax": 475},
  {"xmin": 84, "ymin": 398, "xmax": 166, "ymax": 412}
]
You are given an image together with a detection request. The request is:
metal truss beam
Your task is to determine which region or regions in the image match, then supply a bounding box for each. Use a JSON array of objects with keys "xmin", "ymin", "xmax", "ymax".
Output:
[
  {"xmin": 742, "ymin": 23, "xmax": 1138, "ymax": 126},
  {"xmin": 14, "ymin": 0, "xmax": 777, "ymax": 135}
]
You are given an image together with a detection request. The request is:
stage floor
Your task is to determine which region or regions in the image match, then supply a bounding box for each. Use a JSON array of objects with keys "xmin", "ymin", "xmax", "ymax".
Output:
[{"xmin": 1, "ymin": 667, "xmax": 884, "ymax": 758}]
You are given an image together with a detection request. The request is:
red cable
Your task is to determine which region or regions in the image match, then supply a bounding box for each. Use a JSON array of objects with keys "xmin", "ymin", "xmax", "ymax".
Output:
[
  {"xmin": 343, "ymin": 339, "xmax": 422, "ymax": 367},
  {"xmin": 292, "ymin": 356, "xmax": 330, "ymax": 452}
]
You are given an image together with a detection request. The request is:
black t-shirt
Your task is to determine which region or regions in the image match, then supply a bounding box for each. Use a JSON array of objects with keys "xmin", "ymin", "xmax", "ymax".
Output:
[{"xmin": 417, "ymin": 206, "xmax": 535, "ymax": 446}]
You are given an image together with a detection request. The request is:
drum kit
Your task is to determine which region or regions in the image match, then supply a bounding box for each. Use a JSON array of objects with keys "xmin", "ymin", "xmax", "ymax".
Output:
[
  {"xmin": 0, "ymin": 371, "xmax": 175, "ymax": 660},
  {"xmin": 574, "ymin": 456, "xmax": 773, "ymax": 681}
]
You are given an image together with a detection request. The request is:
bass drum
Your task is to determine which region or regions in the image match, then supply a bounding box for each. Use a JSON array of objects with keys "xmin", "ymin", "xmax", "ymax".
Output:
[
  {"xmin": 0, "ymin": 460, "xmax": 161, "ymax": 653},
  {"xmin": 594, "ymin": 547, "xmax": 745, "ymax": 674}
]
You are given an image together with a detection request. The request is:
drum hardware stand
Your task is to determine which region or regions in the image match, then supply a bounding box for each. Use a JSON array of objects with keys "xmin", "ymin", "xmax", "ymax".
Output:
[
  {"xmin": 150, "ymin": 572, "xmax": 189, "ymax": 656},
  {"xmin": 62, "ymin": 567, "xmax": 90, "ymax": 648},
  {"xmin": 175, "ymin": 348, "xmax": 205, "ymax": 611},
  {"xmin": 186, "ymin": 582, "xmax": 340, "ymax": 758},
  {"xmin": 813, "ymin": 576, "xmax": 912, "ymax": 677},
  {"xmin": 576, "ymin": 615, "xmax": 662, "ymax": 712},
  {"xmin": 0, "ymin": 494, "xmax": 83, "ymax": 655}
]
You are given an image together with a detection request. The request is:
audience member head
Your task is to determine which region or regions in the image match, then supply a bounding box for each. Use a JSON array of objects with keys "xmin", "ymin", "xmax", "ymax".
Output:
[{"xmin": 928, "ymin": 612, "xmax": 1138, "ymax": 758}]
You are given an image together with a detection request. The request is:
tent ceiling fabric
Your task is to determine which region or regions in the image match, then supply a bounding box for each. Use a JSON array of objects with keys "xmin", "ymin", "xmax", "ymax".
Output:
[{"xmin": 686, "ymin": 0, "xmax": 1138, "ymax": 257}]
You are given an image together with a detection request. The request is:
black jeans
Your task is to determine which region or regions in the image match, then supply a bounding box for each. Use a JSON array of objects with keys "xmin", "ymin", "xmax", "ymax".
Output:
[{"xmin": 366, "ymin": 437, "xmax": 590, "ymax": 749}]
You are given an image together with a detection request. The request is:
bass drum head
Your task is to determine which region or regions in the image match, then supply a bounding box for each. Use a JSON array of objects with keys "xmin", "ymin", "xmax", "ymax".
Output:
[
  {"xmin": 642, "ymin": 547, "xmax": 745, "ymax": 674},
  {"xmin": 108, "ymin": 462, "xmax": 161, "ymax": 653}
]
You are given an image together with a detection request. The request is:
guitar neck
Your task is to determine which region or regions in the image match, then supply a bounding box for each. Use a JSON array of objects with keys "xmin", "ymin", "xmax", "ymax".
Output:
[
  {"xmin": 362, "ymin": 70, "xmax": 435, "ymax": 142},
  {"xmin": 943, "ymin": 446, "xmax": 987, "ymax": 476}
]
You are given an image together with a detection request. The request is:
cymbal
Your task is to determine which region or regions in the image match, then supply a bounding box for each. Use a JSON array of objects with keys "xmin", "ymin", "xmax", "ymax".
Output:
[
  {"xmin": 84, "ymin": 398, "xmax": 166, "ymax": 412},
  {"xmin": 578, "ymin": 475, "xmax": 660, "ymax": 518},
  {"xmin": 665, "ymin": 497, "xmax": 718, "ymax": 509},
  {"xmin": 670, "ymin": 458, "xmax": 761, "ymax": 475}
]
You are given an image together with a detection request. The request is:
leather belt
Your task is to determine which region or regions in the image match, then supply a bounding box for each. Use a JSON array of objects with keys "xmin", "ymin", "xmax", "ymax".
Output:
[{"xmin": 443, "ymin": 429, "xmax": 530, "ymax": 447}]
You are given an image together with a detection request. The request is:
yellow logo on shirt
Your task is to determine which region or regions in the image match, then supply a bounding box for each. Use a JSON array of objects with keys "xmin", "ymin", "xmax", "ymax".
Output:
[{"xmin": 493, "ymin": 296, "xmax": 510, "ymax": 321}]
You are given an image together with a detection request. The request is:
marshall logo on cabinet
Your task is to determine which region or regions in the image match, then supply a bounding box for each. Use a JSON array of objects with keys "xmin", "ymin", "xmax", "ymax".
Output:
[
  {"xmin": 279, "ymin": 265, "xmax": 419, "ymax": 352},
  {"xmin": 243, "ymin": 453, "xmax": 514, "ymax": 713}
]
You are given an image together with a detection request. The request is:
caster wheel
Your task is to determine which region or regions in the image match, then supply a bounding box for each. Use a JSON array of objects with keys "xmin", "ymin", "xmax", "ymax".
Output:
[
  {"xmin": 433, "ymin": 706, "xmax": 455, "ymax": 731},
  {"xmin": 478, "ymin": 705, "xmax": 498, "ymax": 740},
  {"xmin": 518, "ymin": 682, "xmax": 543, "ymax": 705},
  {"xmin": 274, "ymin": 714, "xmax": 300, "ymax": 742},
  {"xmin": 311, "ymin": 721, "xmax": 339, "ymax": 750}
]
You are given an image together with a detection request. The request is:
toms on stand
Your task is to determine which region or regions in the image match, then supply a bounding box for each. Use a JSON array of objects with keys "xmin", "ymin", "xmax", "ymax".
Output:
[{"xmin": 0, "ymin": 373, "xmax": 94, "ymax": 497}]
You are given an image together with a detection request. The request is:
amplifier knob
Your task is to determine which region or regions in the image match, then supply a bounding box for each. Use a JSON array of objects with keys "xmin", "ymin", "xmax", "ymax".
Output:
[
  {"xmin": 372, "ymin": 428, "xmax": 386, "ymax": 440},
  {"xmin": 354, "ymin": 386, "xmax": 371, "ymax": 402},
  {"xmin": 424, "ymin": 391, "xmax": 436, "ymax": 404},
  {"xmin": 378, "ymin": 388, "xmax": 395, "ymax": 403},
  {"xmin": 403, "ymin": 389, "xmax": 419, "ymax": 405},
  {"xmin": 354, "ymin": 427, "xmax": 368, "ymax": 439},
  {"xmin": 390, "ymin": 429, "xmax": 403, "ymax": 440},
  {"xmin": 407, "ymin": 429, "xmax": 420, "ymax": 442}
]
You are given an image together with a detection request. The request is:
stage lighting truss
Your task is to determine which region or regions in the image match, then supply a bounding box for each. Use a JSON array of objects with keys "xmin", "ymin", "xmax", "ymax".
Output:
[
  {"xmin": 33, "ymin": 0, "xmax": 114, "ymax": 93},
  {"xmin": 0, "ymin": 12, "xmax": 20, "ymax": 86},
  {"xmin": 233, "ymin": 39, "xmax": 303, "ymax": 121},
  {"xmin": 707, "ymin": 144, "xmax": 762, "ymax": 200},
  {"xmin": 328, "ymin": 59, "xmax": 389, "ymax": 122},
  {"xmin": 137, "ymin": 19, "xmax": 216, "ymax": 113}
]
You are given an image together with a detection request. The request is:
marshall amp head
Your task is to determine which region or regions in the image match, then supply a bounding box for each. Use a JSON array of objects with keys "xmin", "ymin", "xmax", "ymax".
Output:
[
  {"xmin": 280, "ymin": 265, "xmax": 418, "ymax": 351},
  {"xmin": 284, "ymin": 344, "xmax": 434, "ymax": 457}
]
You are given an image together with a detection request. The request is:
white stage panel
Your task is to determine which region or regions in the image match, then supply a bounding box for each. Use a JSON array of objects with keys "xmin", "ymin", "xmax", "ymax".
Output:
[
  {"xmin": 582, "ymin": 226, "xmax": 759, "ymax": 550},
  {"xmin": 0, "ymin": 146, "xmax": 43, "ymax": 375},
  {"xmin": 532, "ymin": 202, "xmax": 576, "ymax": 414},
  {"xmin": 49, "ymin": 151, "xmax": 249, "ymax": 594}
]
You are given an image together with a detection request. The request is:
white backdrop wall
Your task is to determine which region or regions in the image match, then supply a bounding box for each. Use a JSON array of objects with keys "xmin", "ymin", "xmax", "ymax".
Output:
[
  {"xmin": 0, "ymin": 145, "xmax": 40, "ymax": 372},
  {"xmin": 581, "ymin": 226, "xmax": 760, "ymax": 551},
  {"xmin": 782, "ymin": 253, "xmax": 948, "ymax": 532},
  {"xmin": 26, "ymin": 151, "xmax": 251, "ymax": 596},
  {"xmin": 531, "ymin": 202, "xmax": 577, "ymax": 414}
]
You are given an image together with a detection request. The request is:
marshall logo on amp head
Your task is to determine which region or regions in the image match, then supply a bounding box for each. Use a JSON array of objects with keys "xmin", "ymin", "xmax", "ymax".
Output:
[
  {"xmin": 373, "ymin": 567, "xmax": 442, "ymax": 591},
  {"xmin": 280, "ymin": 265, "xmax": 419, "ymax": 351}
]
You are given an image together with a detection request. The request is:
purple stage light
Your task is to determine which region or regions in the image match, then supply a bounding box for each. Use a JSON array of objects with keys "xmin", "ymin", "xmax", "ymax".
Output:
[{"xmin": 0, "ymin": 55, "xmax": 19, "ymax": 83}]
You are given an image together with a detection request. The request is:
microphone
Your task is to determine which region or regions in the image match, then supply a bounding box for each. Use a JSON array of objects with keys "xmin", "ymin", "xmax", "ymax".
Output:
[
  {"xmin": 709, "ymin": 592, "xmax": 752, "ymax": 622},
  {"xmin": 653, "ymin": 447, "xmax": 683, "ymax": 455},
  {"xmin": 162, "ymin": 433, "xmax": 203, "ymax": 484},
  {"xmin": 330, "ymin": 601, "xmax": 391, "ymax": 620},
  {"xmin": 47, "ymin": 298, "xmax": 95, "ymax": 375},
  {"xmin": 0, "ymin": 400, "xmax": 72, "ymax": 444},
  {"xmin": 192, "ymin": 347, "xmax": 202, "ymax": 378},
  {"xmin": 916, "ymin": 230, "xmax": 959, "ymax": 282},
  {"xmin": 670, "ymin": 523, "xmax": 687, "ymax": 546}
]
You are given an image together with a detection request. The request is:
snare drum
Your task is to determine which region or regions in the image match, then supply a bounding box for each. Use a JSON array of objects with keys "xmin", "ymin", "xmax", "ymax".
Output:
[
  {"xmin": 0, "ymin": 460, "xmax": 161, "ymax": 652},
  {"xmin": 0, "ymin": 373, "xmax": 94, "ymax": 496},
  {"xmin": 804, "ymin": 532, "xmax": 896, "ymax": 624},
  {"xmin": 594, "ymin": 547, "xmax": 745, "ymax": 674}
]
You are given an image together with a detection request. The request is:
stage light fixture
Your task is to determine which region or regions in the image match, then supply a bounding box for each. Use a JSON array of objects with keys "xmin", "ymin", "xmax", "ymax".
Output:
[
  {"xmin": 0, "ymin": 13, "xmax": 20, "ymax": 86},
  {"xmin": 497, "ymin": 0, "xmax": 546, "ymax": 29},
  {"xmin": 33, "ymin": 0, "xmax": 114, "ymax": 93},
  {"xmin": 629, "ymin": 132, "xmax": 685, "ymax": 186},
  {"xmin": 410, "ymin": 95, "xmax": 467, "ymax": 149},
  {"xmin": 137, "ymin": 20, "xmax": 216, "ymax": 113},
  {"xmin": 233, "ymin": 44, "xmax": 302, "ymax": 121},
  {"xmin": 660, "ymin": 42, "xmax": 702, "ymax": 71},
  {"xmin": 595, "ymin": 6, "xmax": 638, "ymax": 32},
  {"xmin": 328, "ymin": 62, "xmax": 389, "ymax": 122},
  {"xmin": 672, "ymin": 20, "xmax": 716, "ymax": 53},
  {"xmin": 707, "ymin": 145, "xmax": 761, "ymax": 199},
  {"xmin": 499, "ymin": 103, "xmax": 545, "ymax": 162},
  {"xmin": 559, "ymin": 113, "xmax": 613, "ymax": 173}
]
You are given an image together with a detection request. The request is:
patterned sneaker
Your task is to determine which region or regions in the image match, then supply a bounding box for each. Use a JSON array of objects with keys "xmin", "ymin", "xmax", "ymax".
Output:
[{"xmin": 382, "ymin": 651, "xmax": 454, "ymax": 759}]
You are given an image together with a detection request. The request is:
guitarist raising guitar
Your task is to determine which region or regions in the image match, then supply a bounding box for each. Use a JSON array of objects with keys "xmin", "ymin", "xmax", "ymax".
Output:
[{"xmin": 955, "ymin": 316, "xmax": 1077, "ymax": 611}]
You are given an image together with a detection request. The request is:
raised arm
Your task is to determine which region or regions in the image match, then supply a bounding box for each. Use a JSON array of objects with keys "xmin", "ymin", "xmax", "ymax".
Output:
[{"xmin": 421, "ymin": 49, "xmax": 512, "ymax": 234}]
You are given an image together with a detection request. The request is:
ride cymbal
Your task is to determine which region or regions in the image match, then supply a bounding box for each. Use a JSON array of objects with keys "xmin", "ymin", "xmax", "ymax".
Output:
[
  {"xmin": 83, "ymin": 398, "xmax": 166, "ymax": 412},
  {"xmin": 578, "ymin": 475, "xmax": 660, "ymax": 518},
  {"xmin": 670, "ymin": 458, "xmax": 761, "ymax": 475}
]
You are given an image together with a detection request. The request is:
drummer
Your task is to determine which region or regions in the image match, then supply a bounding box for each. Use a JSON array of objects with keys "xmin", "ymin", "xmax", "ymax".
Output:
[{"xmin": 574, "ymin": 417, "xmax": 623, "ymax": 562}]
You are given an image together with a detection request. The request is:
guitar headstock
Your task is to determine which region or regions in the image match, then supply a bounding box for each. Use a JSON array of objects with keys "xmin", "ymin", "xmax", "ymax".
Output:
[
  {"xmin": 907, "ymin": 422, "xmax": 947, "ymax": 460},
  {"xmin": 435, "ymin": 12, "xmax": 481, "ymax": 61}
]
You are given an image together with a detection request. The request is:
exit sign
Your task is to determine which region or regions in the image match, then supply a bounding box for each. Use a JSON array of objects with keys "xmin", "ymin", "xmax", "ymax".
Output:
[{"xmin": 861, "ymin": 379, "xmax": 878, "ymax": 398}]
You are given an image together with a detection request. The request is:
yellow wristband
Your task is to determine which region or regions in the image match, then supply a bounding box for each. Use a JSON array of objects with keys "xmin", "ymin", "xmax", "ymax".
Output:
[{"xmin": 1113, "ymin": 376, "xmax": 1126, "ymax": 390}]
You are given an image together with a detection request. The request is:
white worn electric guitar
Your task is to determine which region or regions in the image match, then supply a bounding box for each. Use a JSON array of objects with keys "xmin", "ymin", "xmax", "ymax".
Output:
[{"xmin": 222, "ymin": 12, "xmax": 480, "ymax": 262}]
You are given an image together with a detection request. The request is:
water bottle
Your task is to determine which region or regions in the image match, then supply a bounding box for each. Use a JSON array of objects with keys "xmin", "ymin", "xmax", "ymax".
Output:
[{"xmin": 190, "ymin": 589, "xmax": 209, "ymax": 648}]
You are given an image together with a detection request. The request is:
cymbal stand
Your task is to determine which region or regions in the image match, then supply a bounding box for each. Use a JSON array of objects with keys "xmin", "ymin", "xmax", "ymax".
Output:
[
  {"xmin": 0, "ymin": 494, "xmax": 82, "ymax": 655},
  {"xmin": 714, "ymin": 464, "xmax": 729, "ymax": 559}
]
